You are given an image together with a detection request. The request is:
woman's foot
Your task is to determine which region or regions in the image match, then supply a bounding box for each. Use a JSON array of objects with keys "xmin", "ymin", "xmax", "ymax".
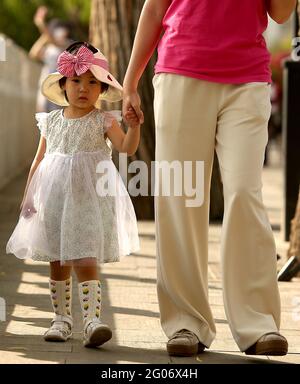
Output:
[
  {"xmin": 44, "ymin": 315, "xmax": 73, "ymax": 342},
  {"xmin": 167, "ymin": 329, "xmax": 205, "ymax": 356},
  {"xmin": 244, "ymin": 332, "xmax": 288, "ymax": 356}
]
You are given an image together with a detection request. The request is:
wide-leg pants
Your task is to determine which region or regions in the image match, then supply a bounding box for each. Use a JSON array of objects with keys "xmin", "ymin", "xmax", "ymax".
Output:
[{"xmin": 153, "ymin": 73, "xmax": 281, "ymax": 351}]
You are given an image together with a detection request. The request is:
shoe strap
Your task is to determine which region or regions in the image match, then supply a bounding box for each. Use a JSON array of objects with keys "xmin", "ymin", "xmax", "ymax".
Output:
[
  {"xmin": 52, "ymin": 314, "xmax": 73, "ymax": 328},
  {"xmin": 84, "ymin": 317, "xmax": 103, "ymax": 335}
]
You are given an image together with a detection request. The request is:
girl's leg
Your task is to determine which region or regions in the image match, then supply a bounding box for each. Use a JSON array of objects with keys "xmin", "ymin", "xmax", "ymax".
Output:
[
  {"xmin": 44, "ymin": 261, "xmax": 73, "ymax": 342},
  {"xmin": 73, "ymin": 258, "xmax": 112, "ymax": 348},
  {"xmin": 153, "ymin": 73, "xmax": 220, "ymax": 352},
  {"xmin": 72, "ymin": 257, "xmax": 98, "ymax": 282},
  {"xmin": 50, "ymin": 261, "xmax": 72, "ymax": 280},
  {"xmin": 215, "ymin": 83, "xmax": 282, "ymax": 352}
]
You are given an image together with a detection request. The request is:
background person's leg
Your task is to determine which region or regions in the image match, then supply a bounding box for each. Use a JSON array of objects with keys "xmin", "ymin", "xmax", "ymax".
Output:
[{"xmin": 215, "ymin": 83, "xmax": 281, "ymax": 352}]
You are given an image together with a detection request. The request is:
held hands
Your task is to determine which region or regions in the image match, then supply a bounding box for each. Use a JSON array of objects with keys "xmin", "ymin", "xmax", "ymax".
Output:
[
  {"xmin": 122, "ymin": 90, "xmax": 144, "ymax": 128},
  {"xmin": 124, "ymin": 107, "xmax": 141, "ymax": 129}
]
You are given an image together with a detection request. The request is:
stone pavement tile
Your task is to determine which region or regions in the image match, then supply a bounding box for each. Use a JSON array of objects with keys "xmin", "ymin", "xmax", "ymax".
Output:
[
  {"xmin": 102, "ymin": 262, "xmax": 138, "ymax": 272},
  {"xmin": 105, "ymin": 304, "xmax": 160, "ymax": 319},
  {"xmin": 108, "ymin": 316, "xmax": 161, "ymax": 331},
  {"xmin": 107, "ymin": 291, "xmax": 158, "ymax": 303},
  {"xmin": 280, "ymin": 317, "xmax": 300, "ymax": 337},
  {"xmin": 266, "ymin": 354, "xmax": 300, "ymax": 364},
  {"xmin": 170, "ymin": 351, "xmax": 271, "ymax": 364},
  {"xmin": 9, "ymin": 300, "xmax": 51, "ymax": 315},
  {"xmin": 66, "ymin": 344, "xmax": 169, "ymax": 364},
  {"xmin": 283, "ymin": 339, "xmax": 300, "ymax": 354},
  {"xmin": 4, "ymin": 321, "xmax": 49, "ymax": 336},
  {"xmin": 211, "ymin": 305, "xmax": 227, "ymax": 317},
  {"xmin": 210, "ymin": 337, "xmax": 239, "ymax": 351},
  {"xmin": 0, "ymin": 334, "xmax": 71, "ymax": 348},
  {"xmin": 113, "ymin": 329, "xmax": 166, "ymax": 343},
  {"xmin": 0, "ymin": 341, "xmax": 72, "ymax": 353},
  {"xmin": 102, "ymin": 276, "xmax": 155, "ymax": 288},
  {"xmin": 0, "ymin": 350, "xmax": 66, "ymax": 364}
]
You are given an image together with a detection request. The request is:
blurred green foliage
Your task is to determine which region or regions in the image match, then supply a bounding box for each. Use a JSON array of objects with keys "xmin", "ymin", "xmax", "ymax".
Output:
[{"xmin": 0, "ymin": 0, "xmax": 91, "ymax": 51}]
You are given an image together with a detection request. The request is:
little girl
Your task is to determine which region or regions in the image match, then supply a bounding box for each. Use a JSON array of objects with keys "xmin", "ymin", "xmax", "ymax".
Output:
[{"xmin": 6, "ymin": 41, "xmax": 140, "ymax": 348}]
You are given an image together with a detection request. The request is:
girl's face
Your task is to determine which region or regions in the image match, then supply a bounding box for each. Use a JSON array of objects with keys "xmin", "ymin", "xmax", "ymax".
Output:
[{"xmin": 63, "ymin": 70, "xmax": 101, "ymax": 110}]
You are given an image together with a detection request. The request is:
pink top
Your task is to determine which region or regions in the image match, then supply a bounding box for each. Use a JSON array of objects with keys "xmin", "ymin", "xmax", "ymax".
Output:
[{"xmin": 155, "ymin": 0, "xmax": 272, "ymax": 84}]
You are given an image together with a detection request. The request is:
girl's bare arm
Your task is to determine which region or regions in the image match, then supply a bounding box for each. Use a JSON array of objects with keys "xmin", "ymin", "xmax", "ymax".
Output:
[
  {"xmin": 20, "ymin": 136, "xmax": 46, "ymax": 209},
  {"xmin": 106, "ymin": 120, "xmax": 140, "ymax": 157},
  {"xmin": 266, "ymin": 0, "xmax": 297, "ymax": 24}
]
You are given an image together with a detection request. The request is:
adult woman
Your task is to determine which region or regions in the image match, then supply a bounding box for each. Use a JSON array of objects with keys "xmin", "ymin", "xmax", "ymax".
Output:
[{"xmin": 123, "ymin": 0, "xmax": 296, "ymax": 356}]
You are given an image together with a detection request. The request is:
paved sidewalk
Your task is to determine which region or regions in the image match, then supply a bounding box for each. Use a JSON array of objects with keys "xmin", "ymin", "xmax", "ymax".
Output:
[{"xmin": 0, "ymin": 149, "xmax": 299, "ymax": 364}]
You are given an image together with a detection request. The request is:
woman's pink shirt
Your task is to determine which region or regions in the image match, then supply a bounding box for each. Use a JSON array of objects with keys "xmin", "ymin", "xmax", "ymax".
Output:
[{"xmin": 155, "ymin": 0, "xmax": 272, "ymax": 84}]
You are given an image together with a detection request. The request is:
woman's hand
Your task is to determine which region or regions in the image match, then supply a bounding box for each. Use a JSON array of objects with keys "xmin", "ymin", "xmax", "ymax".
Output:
[
  {"xmin": 124, "ymin": 107, "xmax": 141, "ymax": 129},
  {"xmin": 122, "ymin": 90, "xmax": 144, "ymax": 126}
]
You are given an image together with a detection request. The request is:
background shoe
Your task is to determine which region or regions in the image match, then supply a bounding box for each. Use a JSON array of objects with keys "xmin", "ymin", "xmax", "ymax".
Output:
[
  {"xmin": 44, "ymin": 314, "xmax": 73, "ymax": 342},
  {"xmin": 245, "ymin": 332, "xmax": 288, "ymax": 356},
  {"xmin": 167, "ymin": 329, "xmax": 205, "ymax": 356}
]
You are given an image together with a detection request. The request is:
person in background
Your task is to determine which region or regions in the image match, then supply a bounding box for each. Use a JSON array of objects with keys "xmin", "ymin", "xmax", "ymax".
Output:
[{"xmin": 29, "ymin": 6, "xmax": 73, "ymax": 112}]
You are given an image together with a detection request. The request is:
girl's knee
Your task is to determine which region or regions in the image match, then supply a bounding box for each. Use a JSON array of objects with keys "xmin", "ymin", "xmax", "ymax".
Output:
[{"xmin": 72, "ymin": 257, "xmax": 97, "ymax": 268}]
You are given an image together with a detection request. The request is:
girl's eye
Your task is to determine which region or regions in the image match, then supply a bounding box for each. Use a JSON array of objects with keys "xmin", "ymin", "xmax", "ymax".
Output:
[
  {"xmin": 90, "ymin": 81, "xmax": 98, "ymax": 84},
  {"xmin": 72, "ymin": 79, "xmax": 80, "ymax": 83}
]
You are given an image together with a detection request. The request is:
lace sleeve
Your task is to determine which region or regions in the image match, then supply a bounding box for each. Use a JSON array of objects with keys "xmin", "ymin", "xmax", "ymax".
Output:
[
  {"xmin": 103, "ymin": 110, "xmax": 122, "ymax": 133},
  {"xmin": 35, "ymin": 112, "xmax": 48, "ymax": 138}
]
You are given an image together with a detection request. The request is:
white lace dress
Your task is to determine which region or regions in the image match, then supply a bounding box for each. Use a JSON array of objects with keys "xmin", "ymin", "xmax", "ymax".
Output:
[{"xmin": 6, "ymin": 108, "xmax": 140, "ymax": 264}]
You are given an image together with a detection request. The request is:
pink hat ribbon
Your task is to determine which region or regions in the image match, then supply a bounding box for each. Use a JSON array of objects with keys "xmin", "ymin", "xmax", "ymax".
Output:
[{"xmin": 57, "ymin": 45, "xmax": 109, "ymax": 77}]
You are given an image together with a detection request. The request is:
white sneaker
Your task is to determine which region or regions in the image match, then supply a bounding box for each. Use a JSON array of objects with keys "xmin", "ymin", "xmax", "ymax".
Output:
[
  {"xmin": 44, "ymin": 315, "xmax": 73, "ymax": 342},
  {"xmin": 83, "ymin": 318, "xmax": 112, "ymax": 348}
]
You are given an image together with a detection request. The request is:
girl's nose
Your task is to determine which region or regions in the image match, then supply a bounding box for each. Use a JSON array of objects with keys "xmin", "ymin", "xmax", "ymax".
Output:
[{"xmin": 80, "ymin": 83, "xmax": 88, "ymax": 92}]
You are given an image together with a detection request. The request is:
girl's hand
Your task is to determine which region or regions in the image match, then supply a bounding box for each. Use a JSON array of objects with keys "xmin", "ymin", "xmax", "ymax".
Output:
[
  {"xmin": 21, "ymin": 201, "xmax": 37, "ymax": 219},
  {"xmin": 122, "ymin": 90, "xmax": 144, "ymax": 125},
  {"xmin": 124, "ymin": 107, "xmax": 141, "ymax": 129}
]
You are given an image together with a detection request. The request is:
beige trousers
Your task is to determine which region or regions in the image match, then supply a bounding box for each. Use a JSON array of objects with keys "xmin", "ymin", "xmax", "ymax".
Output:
[{"xmin": 153, "ymin": 73, "xmax": 281, "ymax": 351}]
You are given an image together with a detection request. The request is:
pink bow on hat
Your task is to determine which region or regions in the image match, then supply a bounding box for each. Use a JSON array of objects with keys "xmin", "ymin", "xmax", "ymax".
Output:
[{"xmin": 57, "ymin": 45, "xmax": 109, "ymax": 77}]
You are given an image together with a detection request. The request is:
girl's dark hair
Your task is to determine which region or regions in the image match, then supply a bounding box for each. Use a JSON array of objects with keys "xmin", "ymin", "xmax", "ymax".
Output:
[{"xmin": 59, "ymin": 41, "xmax": 109, "ymax": 101}]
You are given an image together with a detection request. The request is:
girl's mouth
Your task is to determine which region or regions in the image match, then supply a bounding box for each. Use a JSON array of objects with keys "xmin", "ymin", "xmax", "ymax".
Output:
[{"xmin": 79, "ymin": 97, "xmax": 88, "ymax": 101}]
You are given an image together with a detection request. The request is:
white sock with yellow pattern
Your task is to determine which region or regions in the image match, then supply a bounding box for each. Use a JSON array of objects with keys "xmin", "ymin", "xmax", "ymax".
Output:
[
  {"xmin": 49, "ymin": 277, "xmax": 72, "ymax": 321},
  {"xmin": 78, "ymin": 280, "xmax": 101, "ymax": 326}
]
